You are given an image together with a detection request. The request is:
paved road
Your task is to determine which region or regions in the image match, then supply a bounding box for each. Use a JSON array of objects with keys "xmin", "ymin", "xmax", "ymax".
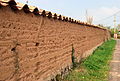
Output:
[{"xmin": 109, "ymin": 39, "xmax": 120, "ymax": 81}]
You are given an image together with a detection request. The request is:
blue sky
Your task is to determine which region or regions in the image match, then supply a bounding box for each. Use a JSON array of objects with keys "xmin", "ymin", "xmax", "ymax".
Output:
[{"xmin": 16, "ymin": 0, "xmax": 120, "ymax": 27}]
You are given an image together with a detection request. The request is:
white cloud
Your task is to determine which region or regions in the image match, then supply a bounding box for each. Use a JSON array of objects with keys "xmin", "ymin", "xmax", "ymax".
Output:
[
  {"xmin": 97, "ymin": 7, "xmax": 120, "ymax": 15},
  {"xmin": 88, "ymin": 6, "xmax": 120, "ymax": 26}
]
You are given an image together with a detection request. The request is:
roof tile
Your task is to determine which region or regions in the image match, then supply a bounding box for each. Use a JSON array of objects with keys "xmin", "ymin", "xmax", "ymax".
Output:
[{"xmin": 0, "ymin": 0, "xmax": 107, "ymax": 30}]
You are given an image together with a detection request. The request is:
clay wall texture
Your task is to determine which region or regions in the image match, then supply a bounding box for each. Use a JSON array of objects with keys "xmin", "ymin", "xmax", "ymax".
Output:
[{"xmin": 0, "ymin": 4, "xmax": 110, "ymax": 81}]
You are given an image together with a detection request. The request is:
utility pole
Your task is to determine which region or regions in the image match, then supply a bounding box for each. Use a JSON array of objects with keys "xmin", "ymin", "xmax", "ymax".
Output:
[{"xmin": 114, "ymin": 15, "xmax": 117, "ymax": 39}]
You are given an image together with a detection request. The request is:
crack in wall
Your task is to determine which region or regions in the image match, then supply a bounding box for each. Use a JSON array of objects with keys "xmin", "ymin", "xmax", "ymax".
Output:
[{"xmin": 11, "ymin": 41, "xmax": 20, "ymax": 81}]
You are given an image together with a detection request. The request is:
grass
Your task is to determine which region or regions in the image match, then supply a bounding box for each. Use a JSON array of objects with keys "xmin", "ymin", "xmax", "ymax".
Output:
[{"xmin": 64, "ymin": 39, "xmax": 116, "ymax": 81}]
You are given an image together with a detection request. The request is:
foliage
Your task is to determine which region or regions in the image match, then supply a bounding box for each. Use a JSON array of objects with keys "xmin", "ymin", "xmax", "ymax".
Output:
[
  {"xmin": 71, "ymin": 44, "xmax": 77, "ymax": 69},
  {"xmin": 110, "ymin": 28, "xmax": 119, "ymax": 37},
  {"xmin": 64, "ymin": 39, "xmax": 116, "ymax": 81}
]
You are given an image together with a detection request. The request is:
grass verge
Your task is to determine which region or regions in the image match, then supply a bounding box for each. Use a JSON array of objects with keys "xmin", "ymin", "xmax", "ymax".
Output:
[{"xmin": 64, "ymin": 39, "xmax": 116, "ymax": 81}]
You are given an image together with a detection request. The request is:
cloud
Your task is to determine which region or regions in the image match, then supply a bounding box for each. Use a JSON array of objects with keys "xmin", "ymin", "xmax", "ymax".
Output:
[
  {"xmin": 98, "ymin": 7, "xmax": 120, "ymax": 15},
  {"xmin": 88, "ymin": 6, "xmax": 120, "ymax": 25}
]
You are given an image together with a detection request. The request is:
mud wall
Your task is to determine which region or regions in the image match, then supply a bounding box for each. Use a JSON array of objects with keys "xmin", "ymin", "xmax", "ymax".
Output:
[{"xmin": 0, "ymin": 5, "xmax": 110, "ymax": 81}]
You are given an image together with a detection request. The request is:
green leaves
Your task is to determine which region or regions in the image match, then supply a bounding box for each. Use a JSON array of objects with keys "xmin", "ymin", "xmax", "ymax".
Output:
[{"xmin": 64, "ymin": 39, "xmax": 116, "ymax": 81}]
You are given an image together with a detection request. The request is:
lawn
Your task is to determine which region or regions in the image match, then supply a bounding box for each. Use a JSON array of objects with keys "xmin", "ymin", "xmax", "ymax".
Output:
[{"xmin": 64, "ymin": 39, "xmax": 116, "ymax": 81}]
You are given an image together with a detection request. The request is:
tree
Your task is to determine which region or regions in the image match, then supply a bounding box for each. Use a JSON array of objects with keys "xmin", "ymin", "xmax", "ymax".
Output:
[{"xmin": 117, "ymin": 24, "xmax": 120, "ymax": 30}]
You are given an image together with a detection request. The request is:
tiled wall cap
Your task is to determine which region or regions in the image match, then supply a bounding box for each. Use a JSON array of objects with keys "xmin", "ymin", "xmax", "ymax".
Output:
[
  {"xmin": 58, "ymin": 15, "xmax": 62, "ymax": 20},
  {"xmin": 0, "ymin": 0, "xmax": 108, "ymax": 30},
  {"xmin": 41, "ymin": 10, "xmax": 46, "ymax": 17},
  {"xmin": 8, "ymin": 0, "xmax": 18, "ymax": 11},
  {"xmin": 65, "ymin": 17, "xmax": 68, "ymax": 21},
  {"xmin": 47, "ymin": 12, "xmax": 52, "ymax": 18},
  {"xmin": 22, "ymin": 4, "xmax": 30, "ymax": 13},
  {"xmin": 53, "ymin": 13, "xmax": 57, "ymax": 19},
  {"xmin": 69, "ymin": 17, "xmax": 71, "ymax": 22},
  {"xmin": 62, "ymin": 16, "xmax": 66, "ymax": 21},
  {"xmin": 33, "ymin": 8, "xmax": 40, "ymax": 15}
]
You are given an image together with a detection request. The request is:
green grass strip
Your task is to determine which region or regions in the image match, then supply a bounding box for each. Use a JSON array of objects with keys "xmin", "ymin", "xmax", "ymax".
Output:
[{"xmin": 64, "ymin": 39, "xmax": 116, "ymax": 81}]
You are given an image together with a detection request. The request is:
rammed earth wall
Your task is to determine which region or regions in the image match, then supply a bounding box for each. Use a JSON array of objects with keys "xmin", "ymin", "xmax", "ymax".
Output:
[{"xmin": 0, "ymin": 1, "xmax": 110, "ymax": 81}]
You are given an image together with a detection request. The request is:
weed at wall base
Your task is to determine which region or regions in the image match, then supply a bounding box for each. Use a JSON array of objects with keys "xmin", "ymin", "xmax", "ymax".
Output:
[{"xmin": 64, "ymin": 39, "xmax": 116, "ymax": 81}]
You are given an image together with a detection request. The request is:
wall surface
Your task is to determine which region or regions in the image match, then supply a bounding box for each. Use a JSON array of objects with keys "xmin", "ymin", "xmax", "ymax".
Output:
[{"xmin": 0, "ymin": 5, "xmax": 110, "ymax": 81}]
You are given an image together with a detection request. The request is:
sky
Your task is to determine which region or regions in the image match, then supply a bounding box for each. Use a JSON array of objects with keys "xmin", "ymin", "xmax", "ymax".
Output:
[{"xmin": 16, "ymin": 0, "xmax": 120, "ymax": 28}]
